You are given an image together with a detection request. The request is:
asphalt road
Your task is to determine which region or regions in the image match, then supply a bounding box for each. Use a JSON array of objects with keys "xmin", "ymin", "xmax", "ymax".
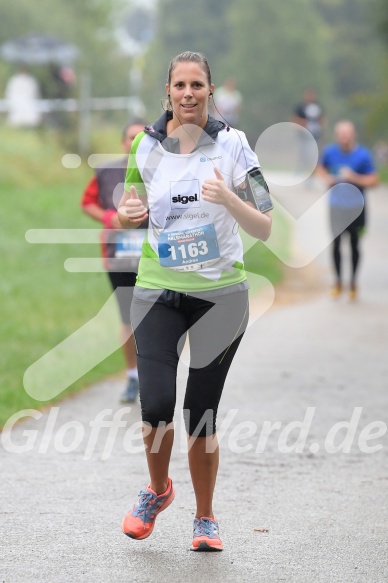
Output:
[{"xmin": 1, "ymin": 183, "xmax": 387, "ymax": 583}]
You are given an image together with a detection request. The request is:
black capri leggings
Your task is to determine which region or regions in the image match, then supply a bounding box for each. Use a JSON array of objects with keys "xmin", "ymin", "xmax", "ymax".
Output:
[{"xmin": 130, "ymin": 288, "xmax": 249, "ymax": 437}]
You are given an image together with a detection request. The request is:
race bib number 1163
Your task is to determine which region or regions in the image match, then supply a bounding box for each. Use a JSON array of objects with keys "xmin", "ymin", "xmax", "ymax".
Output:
[{"xmin": 158, "ymin": 224, "xmax": 220, "ymax": 271}]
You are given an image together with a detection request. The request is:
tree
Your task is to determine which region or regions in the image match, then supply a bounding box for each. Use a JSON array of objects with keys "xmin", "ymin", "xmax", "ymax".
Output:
[
  {"xmin": 0, "ymin": 0, "xmax": 131, "ymax": 98},
  {"xmin": 226, "ymin": 0, "xmax": 332, "ymax": 139},
  {"xmin": 315, "ymin": 0, "xmax": 385, "ymax": 141},
  {"xmin": 377, "ymin": 0, "xmax": 388, "ymax": 43},
  {"xmin": 362, "ymin": 0, "xmax": 388, "ymax": 140},
  {"xmin": 316, "ymin": 0, "xmax": 384, "ymax": 98}
]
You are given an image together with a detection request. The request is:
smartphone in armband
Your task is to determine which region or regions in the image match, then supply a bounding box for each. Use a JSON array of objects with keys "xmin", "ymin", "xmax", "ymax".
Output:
[{"xmin": 245, "ymin": 168, "xmax": 273, "ymax": 213}]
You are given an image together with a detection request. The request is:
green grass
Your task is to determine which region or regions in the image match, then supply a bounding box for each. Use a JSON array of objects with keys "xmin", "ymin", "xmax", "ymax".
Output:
[
  {"xmin": 378, "ymin": 164, "xmax": 388, "ymax": 183},
  {"xmin": 0, "ymin": 127, "xmax": 125, "ymax": 427},
  {"xmin": 0, "ymin": 126, "xmax": 289, "ymax": 428}
]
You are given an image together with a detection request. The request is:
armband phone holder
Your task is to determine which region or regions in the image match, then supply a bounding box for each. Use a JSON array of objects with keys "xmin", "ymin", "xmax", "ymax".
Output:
[{"xmin": 242, "ymin": 168, "xmax": 273, "ymax": 213}]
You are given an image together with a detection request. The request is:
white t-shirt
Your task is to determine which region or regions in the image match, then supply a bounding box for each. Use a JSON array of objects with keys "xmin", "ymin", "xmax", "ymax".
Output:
[{"xmin": 125, "ymin": 122, "xmax": 259, "ymax": 293}]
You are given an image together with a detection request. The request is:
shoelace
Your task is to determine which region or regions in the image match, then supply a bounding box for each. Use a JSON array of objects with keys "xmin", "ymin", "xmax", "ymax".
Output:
[
  {"xmin": 133, "ymin": 490, "xmax": 158, "ymax": 523},
  {"xmin": 193, "ymin": 518, "xmax": 219, "ymax": 539}
]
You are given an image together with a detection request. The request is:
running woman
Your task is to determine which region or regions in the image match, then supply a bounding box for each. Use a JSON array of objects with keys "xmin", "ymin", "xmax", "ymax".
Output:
[{"xmin": 118, "ymin": 51, "xmax": 271, "ymax": 551}]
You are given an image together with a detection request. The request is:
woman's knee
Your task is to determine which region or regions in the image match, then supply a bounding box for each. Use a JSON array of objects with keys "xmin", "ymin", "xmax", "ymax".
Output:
[
  {"xmin": 140, "ymin": 392, "xmax": 175, "ymax": 428},
  {"xmin": 183, "ymin": 407, "xmax": 217, "ymax": 437}
]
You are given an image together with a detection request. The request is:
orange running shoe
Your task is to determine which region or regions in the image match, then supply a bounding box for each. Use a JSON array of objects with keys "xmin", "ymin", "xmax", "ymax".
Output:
[
  {"xmin": 122, "ymin": 477, "xmax": 175, "ymax": 540},
  {"xmin": 349, "ymin": 284, "xmax": 358, "ymax": 301},
  {"xmin": 191, "ymin": 517, "xmax": 223, "ymax": 552},
  {"xmin": 330, "ymin": 283, "xmax": 342, "ymax": 299}
]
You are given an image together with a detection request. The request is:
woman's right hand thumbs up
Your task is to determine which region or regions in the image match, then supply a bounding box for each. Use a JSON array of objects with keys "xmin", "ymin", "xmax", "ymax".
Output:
[{"xmin": 118, "ymin": 185, "xmax": 148, "ymax": 227}]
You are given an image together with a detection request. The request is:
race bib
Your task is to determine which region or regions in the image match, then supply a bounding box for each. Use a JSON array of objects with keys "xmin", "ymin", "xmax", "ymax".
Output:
[
  {"xmin": 114, "ymin": 230, "xmax": 145, "ymax": 258},
  {"xmin": 158, "ymin": 224, "xmax": 220, "ymax": 271}
]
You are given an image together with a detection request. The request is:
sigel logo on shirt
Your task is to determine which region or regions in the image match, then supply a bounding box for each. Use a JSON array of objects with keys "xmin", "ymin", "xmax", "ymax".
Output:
[
  {"xmin": 171, "ymin": 193, "xmax": 199, "ymax": 204},
  {"xmin": 170, "ymin": 179, "xmax": 201, "ymax": 209}
]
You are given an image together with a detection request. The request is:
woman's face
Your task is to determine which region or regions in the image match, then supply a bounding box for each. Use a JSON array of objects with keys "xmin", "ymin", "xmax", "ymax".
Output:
[{"xmin": 166, "ymin": 61, "xmax": 214, "ymax": 127}]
